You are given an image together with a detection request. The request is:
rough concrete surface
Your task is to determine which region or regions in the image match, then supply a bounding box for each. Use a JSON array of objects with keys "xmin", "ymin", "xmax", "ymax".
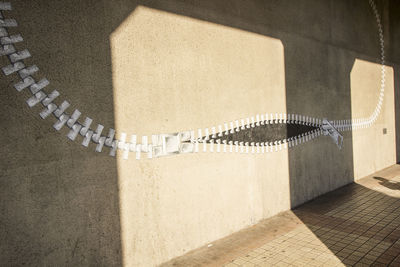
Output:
[{"xmin": 0, "ymin": 0, "xmax": 399, "ymax": 266}]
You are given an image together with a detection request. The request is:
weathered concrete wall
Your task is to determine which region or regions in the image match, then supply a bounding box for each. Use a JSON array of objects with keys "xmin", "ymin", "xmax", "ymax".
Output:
[
  {"xmin": 111, "ymin": 6, "xmax": 291, "ymax": 266},
  {"xmin": 0, "ymin": 0, "xmax": 398, "ymax": 266},
  {"xmin": 283, "ymin": 0, "xmax": 396, "ymax": 207},
  {"xmin": 351, "ymin": 60, "xmax": 395, "ymax": 180}
]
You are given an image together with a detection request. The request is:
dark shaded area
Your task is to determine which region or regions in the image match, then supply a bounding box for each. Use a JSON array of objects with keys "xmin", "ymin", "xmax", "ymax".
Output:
[
  {"xmin": 204, "ymin": 122, "xmax": 318, "ymax": 144},
  {"xmin": 294, "ymin": 176, "xmax": 400, "ymax": 266},
  {"xmin": 162, "ymin": 167, "xmax": 400, "ymax": 266},
  {"xmin": 0, "ymin": 1, "xmax": 129, "ymax": 265},
  {"xmin": 136, "ymin": 0, "xmax": 386, "ymax": 207}
]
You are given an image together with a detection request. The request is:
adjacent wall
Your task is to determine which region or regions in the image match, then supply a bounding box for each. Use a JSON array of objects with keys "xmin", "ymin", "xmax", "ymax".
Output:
[{"xmin": 0, "ymin": 1, "xmax": 398, "ymax": 266}]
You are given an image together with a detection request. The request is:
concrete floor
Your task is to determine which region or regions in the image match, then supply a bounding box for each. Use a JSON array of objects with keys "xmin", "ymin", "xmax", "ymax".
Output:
[{"xmin": 162, "ymin": 164, "xmax": 400, "ymax": 267}]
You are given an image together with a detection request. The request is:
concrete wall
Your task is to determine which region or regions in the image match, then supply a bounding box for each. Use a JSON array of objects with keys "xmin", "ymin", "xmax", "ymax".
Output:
[
  {"xmin": 389, "ymin": 1, "xmax": 400, "ymax": 163},
  {"xmin": 0, "ymin": 0, "xmax": 398, "ymax": 266},
  {"xmin": 351, "ymin": 60, "xmax": 395, "ymax": 179}
]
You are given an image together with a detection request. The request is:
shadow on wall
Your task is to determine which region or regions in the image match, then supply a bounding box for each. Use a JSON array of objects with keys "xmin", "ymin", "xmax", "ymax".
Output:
[
  {"xmin": 0, "ymin": 0, "xmax": 138, "ymax": 265},
  {"xmin": 137, "ymin": 0, "xmax": 384, "ymax": 207},
  {"xmin": 374, "ymin": 177, "xmax": 400, "ymax": 191},
  {"xmin": 389, "ymin": 1, "xmax": 400, "ymax": 163}
]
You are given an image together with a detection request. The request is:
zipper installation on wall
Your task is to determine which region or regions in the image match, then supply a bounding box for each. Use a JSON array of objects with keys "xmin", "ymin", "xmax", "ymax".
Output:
[{"xmin": 0, "ymin": 0, "xmax": 385, "ymax": 159}]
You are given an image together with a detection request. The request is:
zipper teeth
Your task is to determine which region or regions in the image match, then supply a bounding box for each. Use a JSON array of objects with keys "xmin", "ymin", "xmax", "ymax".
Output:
[{"xmin": 0, "ymin": 0, "xmax": 385, "ymax": 159}]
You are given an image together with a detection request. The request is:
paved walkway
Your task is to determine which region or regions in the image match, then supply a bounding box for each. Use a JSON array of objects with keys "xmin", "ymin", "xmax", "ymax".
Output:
[{"xmin": 162, "ymin": 164, "xmax": 400, "ymax": 267}]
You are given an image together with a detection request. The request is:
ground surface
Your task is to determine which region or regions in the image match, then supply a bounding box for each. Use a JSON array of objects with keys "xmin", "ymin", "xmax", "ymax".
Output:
[{"xmin": 162, "ymin": 164, "xmax": 400, "ymax": 267}]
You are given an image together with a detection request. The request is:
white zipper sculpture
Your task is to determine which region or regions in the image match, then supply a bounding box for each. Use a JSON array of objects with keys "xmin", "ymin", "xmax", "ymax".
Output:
[{"xmin": 0, "ymin": 0, "xmax": 385, "ymax": 159}]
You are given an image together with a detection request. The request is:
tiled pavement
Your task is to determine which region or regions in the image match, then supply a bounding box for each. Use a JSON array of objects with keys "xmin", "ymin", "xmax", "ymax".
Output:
[{"xmin": 162, "ymin": 164, "xmax": 400, "ymax": 267}]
